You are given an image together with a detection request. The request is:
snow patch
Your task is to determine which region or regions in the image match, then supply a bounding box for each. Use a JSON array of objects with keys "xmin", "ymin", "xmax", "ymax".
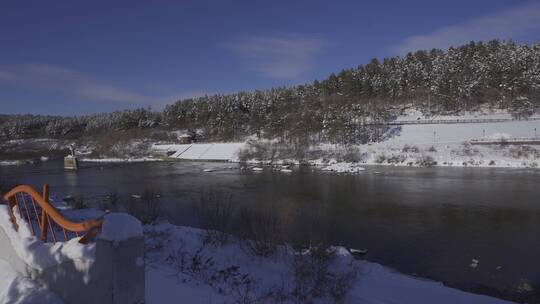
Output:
[
  {"xmin": 0, "ymin": 259, "xmax": 64, "ymax": 304},
  {"xmin": 99, "ymin": 213, "xmax": 143, "ymax": 242}
]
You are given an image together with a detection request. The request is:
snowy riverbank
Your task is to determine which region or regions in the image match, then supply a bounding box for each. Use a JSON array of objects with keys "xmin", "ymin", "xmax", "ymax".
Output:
[
  {"xmin": 150, "ymin": 109, "xmax": 540, "ymax": 171},
  {"xmin": 145, "ymin": 222, "xmax": 513, "ymax": 304},
  {"xmin": 0, "ymin": 198, "xmax": 516, "ymax": 304}
]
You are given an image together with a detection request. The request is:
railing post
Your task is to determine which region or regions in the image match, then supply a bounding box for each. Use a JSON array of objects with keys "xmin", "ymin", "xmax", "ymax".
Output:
[
  {"xmin": 41, "ymin": 184, "xmax": 49, "ymax": 242},
  {"xmin": 42, "ymin": 184, "xmax": 49, "ymax": 203},
  {"xmin": 7, "ymin": 196, "xmax": 19, "ymax": 231}
]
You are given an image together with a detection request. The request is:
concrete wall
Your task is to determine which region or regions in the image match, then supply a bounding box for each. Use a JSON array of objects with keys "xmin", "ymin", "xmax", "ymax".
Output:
[{"xmin": 0, "ymin": 225, "xmax": 145, "ymax": 304}]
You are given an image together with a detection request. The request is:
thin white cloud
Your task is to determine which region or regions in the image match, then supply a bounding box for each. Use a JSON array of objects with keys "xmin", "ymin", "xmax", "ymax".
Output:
[
  {"xmin": 0, "ymin": 70, "xmax": 15, "ymax": 80},
  {"xmin": 0, "ymin": 63, "xmax": 199, "ymax": 108},
  {"xmin": 224, "ymin": 34, "xmax": 326, "ymax": 79},
  {"xmin": 392, "ymin": 1, "xmax": 540, "ymax": 54}
]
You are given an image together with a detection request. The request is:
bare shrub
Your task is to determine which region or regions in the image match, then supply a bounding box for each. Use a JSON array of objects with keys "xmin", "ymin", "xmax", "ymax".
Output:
[
  {"xmin": 238, "ymin": 140, "xmax": 276, "ymax": 162},
  {"xmin": 128, "ymin": 188, "xmax": 162, "ymax": 224},
  {"xmin": 235, "ymin": 208, "xmax": 282, "ymax": 257},
  {"xmin": 338, "ymin": 146, "xmax": 363, "ymax": 163},
  {"xmin": 65, "ymin": 194, "xmax": 87, "ymax": 210},
  {"xmin": 194, "ymin": 190, "xmax": 235, "ymax": 246},
  {"xmin": 402, "ymin": 144, "xmax": 420, "ymax": 153},
  {"xmin": 168, "ymin": 246, "xmax": 216, "ymax": 281},
  {"xmin": 168, "ymin": 245, "xmax": 258, "ymax": 303},
  {"xmin": 386, "ymin": 154, "xmax": 406, "ymax": 164},
  {"xmin": 455, "ymin": 142, "xmax": 481, "ymax": 157},
  {"xmin": 416, "ymin": 155, "xmax": 437, "ymax": 167},
  {"xmin": 92, "ymin": 129, "xmax": 153, "ymax": 158},
  {"xmin": 102, "ymin": 191, "xmax": 120, "ymax": 212},
  {"xmin": 144, "ymin": 228, "xmax": 169, "ymax": 255},
  {"xmin": 241, "ymin": 140, "xmax": 312, "ymax": 163},
  {"xmin": 427, "ymin": 146, "xmax": 437, "ymax": 152},
  {"xmin": 289, "ymin": 246, "xmax": 358, "ymax": 303},
  {"xmin": 375, "ymin": 154, "xmax": 386, "ymax": 163},
  {"xmin": 328, "ymin": 270, "xmax": 358, "ymax": 302},
  {"xmin": 507, "ymin": 145, "xmax": 539, "ymax": 159}
]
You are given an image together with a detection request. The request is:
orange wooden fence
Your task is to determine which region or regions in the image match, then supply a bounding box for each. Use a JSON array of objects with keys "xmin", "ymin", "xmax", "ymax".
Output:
[{"xmin": 3, "ymin": 184, "xmax": 103, "ymax": 244}]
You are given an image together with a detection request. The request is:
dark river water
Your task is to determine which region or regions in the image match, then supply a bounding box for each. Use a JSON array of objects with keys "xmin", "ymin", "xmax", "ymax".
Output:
[{"xmin": 1, "ymin": 160, "xmax": 539, "ymax": 302}]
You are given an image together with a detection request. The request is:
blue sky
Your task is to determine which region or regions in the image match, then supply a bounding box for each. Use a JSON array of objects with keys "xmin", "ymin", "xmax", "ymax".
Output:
[{"xmin": 1, "ymin": 0, "xmax": 539, "ymax": 115}]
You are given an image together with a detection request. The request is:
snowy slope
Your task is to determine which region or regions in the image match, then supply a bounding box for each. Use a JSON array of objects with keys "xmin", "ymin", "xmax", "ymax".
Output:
[
  {"xmin": 395, "ymin": 107, "xmax": 540, "ymax": 122},
  {"xmin": 156, "ymin": 143, "xmax": 244, "ymax": 161},
  {"xmin": 383, "ymin": 120, "xmax": 540, "ymax": 146}
]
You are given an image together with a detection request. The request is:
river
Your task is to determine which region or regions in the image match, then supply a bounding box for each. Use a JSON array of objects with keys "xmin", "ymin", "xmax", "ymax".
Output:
[{"xmin": 1, "ymin": 160, "xmax": 539, "ymax": 302}]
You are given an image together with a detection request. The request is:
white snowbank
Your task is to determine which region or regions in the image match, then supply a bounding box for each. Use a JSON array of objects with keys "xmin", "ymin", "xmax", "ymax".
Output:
[
  {"xmin": 0, "ymin": 259, "xmax": 63, "ymax": 304},
  {"xmin": 99, "ymin": 213, "xmax": 142, "ymax": 241},
  {"xmin": 0, "ymin": 205, "xmax": 96, "ymax": 271}
]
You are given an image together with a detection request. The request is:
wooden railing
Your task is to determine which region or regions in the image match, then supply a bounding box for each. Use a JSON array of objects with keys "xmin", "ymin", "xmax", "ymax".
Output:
[{"xmin": 3, "ymin": 184, "xmax": 103, "ymax": 244}]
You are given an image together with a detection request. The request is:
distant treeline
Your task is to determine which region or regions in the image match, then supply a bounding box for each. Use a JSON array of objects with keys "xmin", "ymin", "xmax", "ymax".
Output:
[{"xmin": 1, "ymin": 40, "xmax": 539, "ymax": 144}]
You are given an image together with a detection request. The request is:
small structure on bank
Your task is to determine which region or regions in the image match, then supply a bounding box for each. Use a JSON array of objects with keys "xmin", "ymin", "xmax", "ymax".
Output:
[
  {"xmin": 64, "ymin": 145, "xmax": 79, "ymax": 170},
  {"xmin": 178, "ymin": 133, "xmax": 194, "ymax": 144}
]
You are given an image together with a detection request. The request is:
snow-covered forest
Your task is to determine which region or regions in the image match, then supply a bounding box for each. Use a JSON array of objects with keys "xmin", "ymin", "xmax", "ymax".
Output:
[{"xmin": 1, "ymin": 40, "xmax": 539, "ymax": 145}]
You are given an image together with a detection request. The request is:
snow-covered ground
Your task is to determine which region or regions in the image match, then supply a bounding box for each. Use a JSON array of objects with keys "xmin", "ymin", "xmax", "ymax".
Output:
[
  {"xmin": 145, "ymin": 222, "xmax": 513, "ymax": 304},
  {"xmin": 346, "ymin": 118, "xmax": 540, "ymax": 169},
  {"xmin": 0, "ymin": 259, "xmax": 63, "ymax": 304}
]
